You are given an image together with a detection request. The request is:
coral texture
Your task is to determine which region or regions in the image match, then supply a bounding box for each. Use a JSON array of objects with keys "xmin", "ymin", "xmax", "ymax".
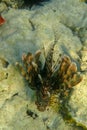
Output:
[{"xmin": 17, "ymin": 44, "xmax": 82, "ymax": 111}]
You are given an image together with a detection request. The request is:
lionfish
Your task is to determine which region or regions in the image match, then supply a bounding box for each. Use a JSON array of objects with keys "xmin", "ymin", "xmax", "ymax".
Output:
[{"xmin": 16, "ymin": 44, "xmax": 82, "ymax": 111}]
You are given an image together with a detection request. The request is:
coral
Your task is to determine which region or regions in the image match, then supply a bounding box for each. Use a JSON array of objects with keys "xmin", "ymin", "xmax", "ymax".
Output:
[{"xmin": 17, "ymin": 45, "xmax": 82, "ymax": 111}]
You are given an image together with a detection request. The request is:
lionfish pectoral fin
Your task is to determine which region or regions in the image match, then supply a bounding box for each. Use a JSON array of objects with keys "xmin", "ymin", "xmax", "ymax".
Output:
[{"xmin": 34, "ymin": 50, "xmax": 41, "ymax": 63}]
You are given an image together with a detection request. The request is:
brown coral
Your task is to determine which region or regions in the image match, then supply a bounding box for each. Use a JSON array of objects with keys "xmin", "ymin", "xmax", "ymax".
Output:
[{"xmin": 17, "ymin": 45, "xmax": 82, "ymax": 111}]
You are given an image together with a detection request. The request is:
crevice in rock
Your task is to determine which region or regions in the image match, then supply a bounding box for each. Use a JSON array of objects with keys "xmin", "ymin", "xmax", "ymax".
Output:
[
  {"xmin": 28, "ymin": 19, "xmax": 36, "ymax": 31},
  {"xmin": 26, "ymin": 109, "xmax": 38, "ymax": 119},
  {"xmin": 0, "ymin": 57, "xmax": 9, "ymax": 68}
]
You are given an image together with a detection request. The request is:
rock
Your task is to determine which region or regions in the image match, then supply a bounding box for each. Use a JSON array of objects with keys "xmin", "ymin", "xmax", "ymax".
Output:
[
  {"xmin": 67, "ymin": 73, "xmax": 87, "ymax": 128},
  {"xmin": 80, "ymin": 47, "xmax": 87, "ymax": 71},
  {"xmin": 1, "ymin": 0, "xmax": 24, "ymax": 9},
  {"xmin": 0, "ymin": 0, "xmax": 87, "ymax": 129},
  {"xmin": 78, "ymin": 28, "xmax": 87, "ymax": 46},
  {"xmin": 0, "ymin": 2, "xmax": 7, "ymax": 13}
]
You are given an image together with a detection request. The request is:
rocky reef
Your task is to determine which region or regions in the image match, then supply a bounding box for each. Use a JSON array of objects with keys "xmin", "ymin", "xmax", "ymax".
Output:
[
  {"xmin": 0, "ymin": 0, "xmax": 87, "ymax": 129},
  {"xmin": 0, "ymin": 0, "xmax": 49, "ymax": 13}
]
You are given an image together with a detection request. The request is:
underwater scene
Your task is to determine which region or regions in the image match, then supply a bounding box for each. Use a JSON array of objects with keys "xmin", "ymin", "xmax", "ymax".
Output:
[{"xmin": 0, "ymin": 0, "xmax": 87, "ymax": 130}]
